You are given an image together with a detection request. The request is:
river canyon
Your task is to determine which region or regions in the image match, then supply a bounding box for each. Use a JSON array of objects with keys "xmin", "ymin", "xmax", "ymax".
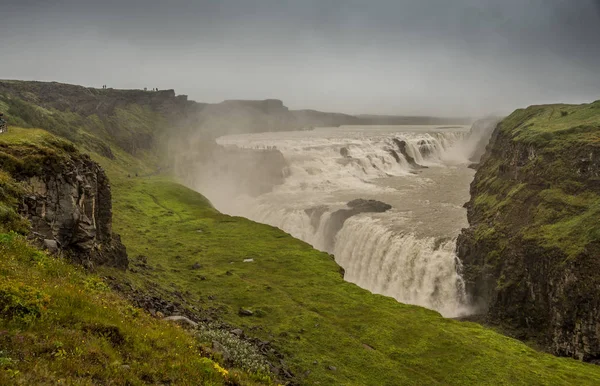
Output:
[{"xmin": 191, "ymin": 124, "xmax": 489, "ymax": 317}]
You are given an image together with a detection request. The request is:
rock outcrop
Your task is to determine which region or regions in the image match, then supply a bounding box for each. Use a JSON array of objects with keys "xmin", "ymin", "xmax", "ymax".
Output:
[
  {"xmin": 457, "ymin": 101, "xmax": 600, "ymax": 362},
  {"xmin": 392, "ymin": 138, "xmax": 426, "ymax": 169},
  {"xmin": 4, "ymin": 138, "xmax": 129, "ymax": 269},
  {"xmin": 323, "ymin": 199, "xmax": 392, "ymax": 251}
]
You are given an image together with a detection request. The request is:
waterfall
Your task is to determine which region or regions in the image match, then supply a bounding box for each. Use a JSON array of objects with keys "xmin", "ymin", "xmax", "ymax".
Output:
[
  {"xmin": 208, "ymin": 126, "xmax": 475, "ymax": 317},
  {"xmin": 334, "ymin": 216, "xmax": 469, "ymax": 317}
]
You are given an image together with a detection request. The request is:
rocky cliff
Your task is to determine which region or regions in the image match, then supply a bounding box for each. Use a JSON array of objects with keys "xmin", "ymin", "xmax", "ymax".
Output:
[
  {"xmin": 0, "ymin": 130, "xmax": 127, "ymax": 269},
  {"xmin": 457, "ymin": 101, "xmax": 600, "ymax": 362}
]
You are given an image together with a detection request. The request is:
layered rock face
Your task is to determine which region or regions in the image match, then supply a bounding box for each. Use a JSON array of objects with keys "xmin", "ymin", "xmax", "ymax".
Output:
[
  {"xmin": 457, "ymin": 102, "xmax": 600, "ymax": 361},
  {"xmin": 20, "ymin": 153, "xmax": 128, "ymax": 269}
]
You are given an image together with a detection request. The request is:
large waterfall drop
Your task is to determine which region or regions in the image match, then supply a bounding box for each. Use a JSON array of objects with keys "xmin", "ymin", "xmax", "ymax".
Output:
[{"xmin": 205, "ymin": 125, "xmax": 477, "ymax": 317}]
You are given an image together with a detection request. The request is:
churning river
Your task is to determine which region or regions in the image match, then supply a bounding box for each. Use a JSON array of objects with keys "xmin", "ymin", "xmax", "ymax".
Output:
[{"xmin": 215, "ymin": 125, "xmax": 478, "ymax": 317}]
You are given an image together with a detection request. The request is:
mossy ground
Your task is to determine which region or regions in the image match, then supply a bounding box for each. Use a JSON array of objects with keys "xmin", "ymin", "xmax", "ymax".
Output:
[
  {"xmin": 96, "ymin": 160, "xmax": 600, "ymax": 385},
  {"xmin": 499, "ymin": 100, "xmax": 600, "ymax": 147}
]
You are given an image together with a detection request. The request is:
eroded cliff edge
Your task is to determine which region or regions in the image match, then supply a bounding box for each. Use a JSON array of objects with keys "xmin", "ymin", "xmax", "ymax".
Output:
[
  {"xmin": 0, "ymin": 130, "xmax": 128, "ymax": 269},
  {"xmin": 457, "ymin": 101, "xmax": 600, "ymax": 361}
]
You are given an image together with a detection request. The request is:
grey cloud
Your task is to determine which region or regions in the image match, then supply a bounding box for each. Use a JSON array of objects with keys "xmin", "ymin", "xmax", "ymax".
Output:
[{"xmin": 1, "ymin": 0, "xmax": 599, "ymax": 116}]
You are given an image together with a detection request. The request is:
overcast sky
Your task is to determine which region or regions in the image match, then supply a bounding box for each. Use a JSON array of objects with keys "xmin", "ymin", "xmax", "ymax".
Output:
[{"xmin": 1, "ymin": 0, "xmax": 599, "ymax": 116}]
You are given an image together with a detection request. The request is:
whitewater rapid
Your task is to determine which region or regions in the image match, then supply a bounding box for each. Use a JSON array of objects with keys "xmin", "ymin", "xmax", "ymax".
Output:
[{"xmin": 212, "ymin": 125, "xmax": 476, "ymax": 317}]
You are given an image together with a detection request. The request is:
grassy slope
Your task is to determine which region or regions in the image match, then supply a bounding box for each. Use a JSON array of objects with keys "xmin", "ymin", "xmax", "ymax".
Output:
[
  {"xmin": 501, "ymin": 100, "xmax": 600, "ymax": 147},
  {"xmin": 0, "ymin": 233, "xmax": 228, "ymax": 385},
  {"xmin": 0, "ymin": 128, "xmax": 266, "ymax": 385},
  {"xmin": 97, "ymin": 154, "xmax": 600, "ymax": 385},
  {"xmin": 471, "ymin": 101, "xmax": 600, "ymax": 259}
]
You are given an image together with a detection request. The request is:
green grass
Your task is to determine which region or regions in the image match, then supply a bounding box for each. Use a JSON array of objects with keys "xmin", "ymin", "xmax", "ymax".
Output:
[
  {"xmin": 0, "ymin": 93, "xmax": 167, "ymax": 156},
  {"xmin": 499, "ymin": 100, "xmax": 600, "ymax": 147},
  {"xmin": 0, "ymin": 232, "xmax": 232, "ymax": 385},
  {"xmin": 97, "ymin": 167, "xmax": 600, "ymax": 385},
  {"xmin": 526, "ymin": 189, "xmax": 600, "ymax": 258}
]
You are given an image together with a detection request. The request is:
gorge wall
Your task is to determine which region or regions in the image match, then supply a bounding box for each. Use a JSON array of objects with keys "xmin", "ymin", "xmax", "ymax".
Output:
[{"xmin": 457, "ymin": 101, "xmax": 600, "ymax": 361}]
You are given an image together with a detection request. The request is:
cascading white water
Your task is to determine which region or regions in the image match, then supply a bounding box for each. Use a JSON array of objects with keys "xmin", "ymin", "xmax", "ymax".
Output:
[
  {"xmin": 219, "ymin": 129, "xmax": 467, "ymax": 188},
  {"xmin": 334, "ymin": 216, "xmax": 469, "ymax": 317},
  {"xmin": 210, "ymin": 125, "xmax": 476, "ymax": 317}
]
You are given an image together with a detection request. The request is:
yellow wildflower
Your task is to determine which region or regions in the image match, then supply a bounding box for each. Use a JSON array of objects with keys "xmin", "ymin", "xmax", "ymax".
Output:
[{"xmin": 213, "ymin": 362, "xmax": 229, "ymax": 377}]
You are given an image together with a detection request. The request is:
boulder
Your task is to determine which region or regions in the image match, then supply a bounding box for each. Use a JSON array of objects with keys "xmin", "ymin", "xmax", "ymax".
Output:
[
  {"xmin": 163, "ymin": 315, "xmax": 198, "ymax": 328},
  {"xmin": 43, "ymin": 239, "xmax": 59, "ymax": 253},
  {"xmin": 212, "ymin": 340, "xmax": 231, "ymax": 361},
  {"xmin": 347, "ymin": 199, "xmax": 392, "ymax": 213}
]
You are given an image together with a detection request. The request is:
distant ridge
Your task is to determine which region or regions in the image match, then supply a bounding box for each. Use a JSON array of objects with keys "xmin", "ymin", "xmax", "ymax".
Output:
[{"xmin": 0, "ymin": 79, "xmax": 472, "ymax": 138}]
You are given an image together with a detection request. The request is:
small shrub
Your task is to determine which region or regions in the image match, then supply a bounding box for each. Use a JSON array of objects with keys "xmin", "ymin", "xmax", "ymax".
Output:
[
  {"xmin": 83, "ymin": 277, "xmax": 110, "ymax": 292},
  {"xmin": 0, "ymin": 351, "xmax": 14, "ymax": 367},
  {"xmin": 0, "ymin": 205, "xmax": 29, "ymax": 234},
  {"xmin": 0, "ymin": 280, "xmax": 50, "ymax": 322}
]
